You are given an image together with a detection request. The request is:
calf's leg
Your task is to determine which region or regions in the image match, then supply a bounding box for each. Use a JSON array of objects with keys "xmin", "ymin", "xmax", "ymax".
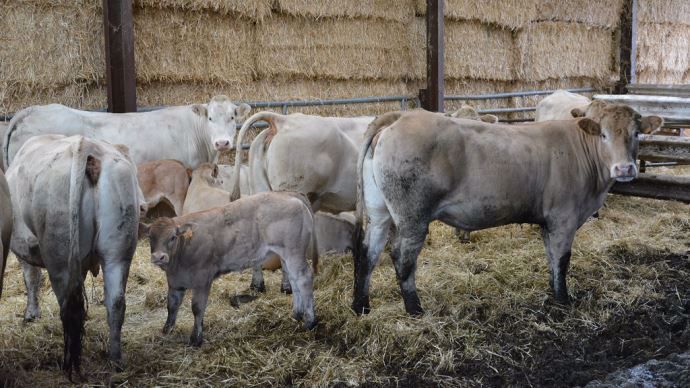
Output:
[
  {"xmin": 21, "ymin": 262, "xmax": 43, "ymax": 322},
  {"xmin": 250, "ymin": 267, "xmax": 266, "ymax": 293},
  {"xmin": 163, "ymin": 287, "xmax": 186, "ymax": 334},
  {"xmin": 282, "ymin": 254, "xmax": 316, "ymax": 329},
  {"xmin": 542, "ymin": 223, "xmax": 577, "ymax": 304},
  {"xmin": 189, "ymin": 285, "xmax": 210, "ymax": 347}
]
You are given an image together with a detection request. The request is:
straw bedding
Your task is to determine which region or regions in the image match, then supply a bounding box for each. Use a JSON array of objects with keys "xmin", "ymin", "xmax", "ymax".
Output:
[{"xmin": 0, "ymin": 192, "xmax": 688, "ymax": 386}]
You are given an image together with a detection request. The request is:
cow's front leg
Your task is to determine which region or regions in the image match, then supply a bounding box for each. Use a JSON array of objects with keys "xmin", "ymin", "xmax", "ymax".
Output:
[
  {"xmin": 101, "ymin": 258, "xmax": 131, "ymax": 370},
  {"xmin": 542, "ymin": 223, "xmax": 577, "ymax": 304},
  {"xmin": 189, "ymin": 284, "xmax": 210, "ymax": 347},
  {"xmin": 352, "ymin": 208, "xmax": 391, "ymax": 315},
  {"xmin": 280, "ymin": 270, "xmax": 292, "ymax": 294},
  {"xmin": 21, "ymin": 261, "xmax": 43, "ymax": 322},
  {"xmin": 392, "ymin": 225, "xmax": 427, "ymax": 316},
  {"xmin": 163, "ymin": 287, "xmax": 186, "ymax": 334},
  {"xmin": 250, "ymin": 267, "xmax": 266, "ymax": 293}
]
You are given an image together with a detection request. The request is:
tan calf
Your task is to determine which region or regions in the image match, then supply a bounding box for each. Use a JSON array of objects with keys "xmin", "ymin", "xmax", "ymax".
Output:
[
  {"xmin": 138, "ymin": 160, "xmax": 191, "ymax": 217},
  {"xmin": 182, "ymin": 163, "xmax": 230, "ymax": 215}
]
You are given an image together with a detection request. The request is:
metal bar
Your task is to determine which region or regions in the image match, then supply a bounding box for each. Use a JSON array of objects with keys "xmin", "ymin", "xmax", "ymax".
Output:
[
  {"xmin": 419, "ymin": 0, "xmax": 444, "ymax": 112},
  {"xmin": 477, "ymin": 107, "xmax": 536, "ymax": 114},
  {"xmin": 638, "ymin": 134, "xmax": 690, "ymax": 163},
  {"xmin": 616, "ymin": 0, "xmax": 637, "ymax": 94},
  {"xmin": 102, "ymin": 0, "xmax": 137, "ymax": 113},
  {"xmin": 593, "ymin": 94, "xmax": 690, "ymax": 124},
  {"xmin": 445, "ymin": 88, "xmax": 598, "ymax": 101},
  {"xmin": 611, "ymin": 173, "xmax": 690, "ymax": 203},
  {"xmin": 627, "ymin": 84, "xmax": 690, "ymax": 97}
]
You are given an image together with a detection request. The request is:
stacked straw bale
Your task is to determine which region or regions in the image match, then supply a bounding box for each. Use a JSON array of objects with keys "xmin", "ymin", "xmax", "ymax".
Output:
[
  {"xmin": 134, "ymin": 0, "xmax": 272, "ymax": 20},
  {"xmin": 636, "ymin": 0, "xmax": 690, "ymax": 84}
]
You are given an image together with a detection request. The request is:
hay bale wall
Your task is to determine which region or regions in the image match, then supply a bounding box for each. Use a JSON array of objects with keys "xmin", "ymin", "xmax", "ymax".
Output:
[
  {"xmin": 2, "ymin": 0, "xmax": 659, "ymax": 119},
  {"xmin": 636, "ymin": 0, "xmax": 690, "ymax": 84}
]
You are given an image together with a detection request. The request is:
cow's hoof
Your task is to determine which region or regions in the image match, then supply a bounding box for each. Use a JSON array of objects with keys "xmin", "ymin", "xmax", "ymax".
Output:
[
  {"xmin": 351, "ymin": 302, "xmax": 371, "ymax": 316},
  {"xmin": 304, "ymin": 319, "xmax": 318, "ymax": 331},
  {"xmin": 162, "ymin": 324, "xmax": 174, "ymax": 335},
  {"xmin": 280, "ymin": 284, "xmax": 293, "ymax": 295},
  {"xmin": 554, "ymin": 295, "xmax": 571, "ymax": 305},
  {"xmin": 23, "ymin": 311, "xmax": 41, "ymax": 323},
  {"xmin": 292, "ymin": 311, "xmax": 304, "ymax": 321},
  {"xmin": 109, "ymin": 358, "xmax": 124, "ymax": 373},
  {"xmin": 189, "ymin": 335, "xmax": 203, "ymax": 348},
  {"xmin": 250, "ymin": 282, "xmax": 266, "ymax": 293}
]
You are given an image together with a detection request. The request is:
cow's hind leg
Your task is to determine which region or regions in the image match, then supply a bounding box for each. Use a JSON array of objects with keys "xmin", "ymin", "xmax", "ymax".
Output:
[
  {"xmin": 392, "ymin": 223, "xmax": 428, "ymax": 316},
  {"xmin": 21, "ymin": 262, "xmax": 43, "ymax": 322},
  {"xmin": 189, "ymin": 284, "xmax": 211, "ymax": 347},
  {"xmin": 352, "ymin": 207, "xmax": 392, "ymax": 315},
  {"xmin": 163, "ymin": 287, "xmax": 186, "ymax": 334},
  {"xmin": 250, "ymin": 267, "xmax": 266, "ymax": 293},
  {"xmin": 281, "ymin": 253, "xmax": 316, "ymax": 330},
  {"xmin": 101, "ymin": 258, "xmax": 131, "ymax": 370},
  {"xmin": 542, "ymin": 223, "xmax": 577, "ymax": 304}
]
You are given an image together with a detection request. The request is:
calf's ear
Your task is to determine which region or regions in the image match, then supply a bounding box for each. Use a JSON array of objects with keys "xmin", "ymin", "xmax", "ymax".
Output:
[
  {"xmin": 571, "ymin": 107, "xmax": 586, "ymax": 118},
  {"xmin": 138, "ymin": 223, "xmax": 150, "ymax": 238},
  {"xmin": 211, "ymin": 164, "xmax": 219, "ymax": 178},
  {"xmin": 640, "ymin": 115, "xmax": 664, "ymax": 134},
  {"xmin": 235, "ymin": 103, "xmax": 251, "ymax": 121},
  {"xmin": 176, "ymin": 223, "xmax": 196, "ymax": 239},
  {"xmin": 577, "ymin": 118, "xmax": 601, "ymax": 136},
  {"xmin": 192, "ymin": 104, "xmax": 208, "ymax": 118}
]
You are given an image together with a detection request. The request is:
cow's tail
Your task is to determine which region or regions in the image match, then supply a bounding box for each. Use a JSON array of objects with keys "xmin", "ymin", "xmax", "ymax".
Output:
[
  {"xmin": 231, "ymin": 111, "xmax": 284, "ymax": 201},
  {"xmin": 353, "ymin": 112, "xmax": 403, "ymax": 266},
  {"xmin": 62, "ymin": 137, "xmax": 89, "ymax": 381},
  {"xmin": 3, "ymin": 106, "xmax": 33, "ymax": 170}
]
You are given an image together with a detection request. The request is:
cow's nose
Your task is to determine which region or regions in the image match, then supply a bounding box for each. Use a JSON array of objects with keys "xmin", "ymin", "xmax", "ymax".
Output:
[
  {"xmin": 152, "ymin": 252, "xmax": 169, "ymax": 265},
  {"xmin": 614, "ymin": 163, "xmax": 636, "ymax": 177},
  {"xmin": 215, "ymin": 140, "xmax": 230, "ymax": 149}
]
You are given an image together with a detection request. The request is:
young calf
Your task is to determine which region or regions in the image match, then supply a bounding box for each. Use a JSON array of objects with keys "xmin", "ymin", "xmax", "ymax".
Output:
[{"xmin": 142, "ymin": 192, "xmax": 318, "ymax": 346}]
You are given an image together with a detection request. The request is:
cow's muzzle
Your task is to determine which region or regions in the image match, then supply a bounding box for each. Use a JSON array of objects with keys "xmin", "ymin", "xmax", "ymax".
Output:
[
  {"xmin": 214, "ymin": 139, "xmax": 231, "ymax": 151},
  {"xmin": 611, "ymin": 163, "xmax": 637, "ymax": 182},
  {"xmin": 151, "ymin": 252, "xmax": 170, "ymax": 267}
]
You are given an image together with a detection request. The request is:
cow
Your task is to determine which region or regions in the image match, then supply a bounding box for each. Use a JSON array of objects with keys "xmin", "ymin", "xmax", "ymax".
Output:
[
  {"xmin": 352, "ymin": 106, "xmax": 663, "ymax": 316},
  {"xmin": 140, "ymin": 191, "xmax": 318, "ymax": 347},
  {"xmin": 229, "ymin": 112, "xmax": 373, "ymax": 292},
  {"xmin": 7, "ymin": 134, "xmax": 141, "ymax": 379},
  {"xmin": 3, "ymin": 96, "xmax": 251, "ymax": 170},
  {"xmin": 445, "ymin": 104, "xmax": 499, "ymax": 123},
  {"xmin": 182, "ymin": 163, "xmax": 231, "ymax": 215},
  {"xmin": 314, "ymin": 212, "xmax": 356, "ymax": 254},
  {"xmin": 218, "ymin": 164, "xmax": 249, "ymax": 195},
  {"xmin": 0, "ymin": 169, "xmax": 12, "ymax": 299},
  {"xmin": 138, "ymin": 159, "xmax": 191, "ymax": 217},
  {"xmin": 535, "ymin": 90, "xmax": 592, "ymax": 122}
]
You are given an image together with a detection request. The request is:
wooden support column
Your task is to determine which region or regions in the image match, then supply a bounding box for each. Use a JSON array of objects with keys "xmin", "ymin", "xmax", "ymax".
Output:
[
  {"xmin": 103, "ymin": 0, "xmax": 137, "ymax": 113},
  {"xmin": 419, "ymin": 0, "xmax": 445, "ymax": 112},
  {"xmin": 615, "ymin": 0, "xmax": 638, "ymax": 94}
]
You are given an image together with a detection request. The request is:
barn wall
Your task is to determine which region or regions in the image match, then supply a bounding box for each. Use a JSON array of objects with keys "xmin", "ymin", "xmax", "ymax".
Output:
[{"xmin": 1, "ymin": 0, "xmax": 672, "ymax": 118}]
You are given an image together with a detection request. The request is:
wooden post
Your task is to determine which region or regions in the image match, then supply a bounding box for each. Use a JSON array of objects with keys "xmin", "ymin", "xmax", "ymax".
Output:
[
  {"xmin": 103, "ymin": 0, "xmax": 137, "ymax": 113},
  {"xmin": 616, "ymin": 0, "xmax": 638, "ymax": 94},
  {"xmin": 419, "ymin": 0, "xmax": 445, "ymax": 112}
]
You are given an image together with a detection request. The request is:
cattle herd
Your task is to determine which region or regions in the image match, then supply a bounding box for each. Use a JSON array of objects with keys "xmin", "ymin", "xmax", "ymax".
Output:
[{"xmin": 0, "ymin": 90, "xmax": 665, "ymax": 381}]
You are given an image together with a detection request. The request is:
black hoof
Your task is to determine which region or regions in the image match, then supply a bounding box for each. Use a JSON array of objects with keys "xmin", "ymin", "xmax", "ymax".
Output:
[
  {"xmin": 250, "ymin": 282, "xmax": 266, "ymax": 293},
  {"xmin": 280, "ymin": 285, "xmax": 293, "ymax": 295},
  {"xmin": 189, "ymin": 336, "xmax": 203, "ymax": 348},
  {"xmin": 162, "ymin": 324, "xmax": 174, "ymax": 335},
  {"xmin": 351, "ymin": 302, "xmax": 371, "ymax": 315},
  {"xmin": 230, "ymin": 294, "xmax": 258, "ymax": 308},
  {"xmin": 304, "ymin": 319, "xmax": 318, "ymax": 331}
]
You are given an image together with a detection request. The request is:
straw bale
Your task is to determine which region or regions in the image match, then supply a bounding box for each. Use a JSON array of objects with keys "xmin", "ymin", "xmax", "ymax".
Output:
[
  {"xmin": 415, "ymin": 0, "xmax": 539, "ymax": 30},
  {"xmin": 256, "ymin": 16, "xmax": 411, "ymax": 80},
  {"xmin": 133, "ymin": 7, "xmax": 255, "ymax": 84},
  {"xmin": 516, "ymin": 22, "xmax": 616, "ymax": 82},
  {"xmin": 638, "ymin": 0, "xmax": 690, "ymax": 25},
  {"xmin": 134, "ymin": 0, "xmax": 272, "ymax": 20},
  {"xmin": 636, "ymin": 22, "xmax": 690, "ymax": 84},
  {"xmin": 0, "ymin": 82, "xmax": 105, "ymax": 116},
  {"xmin": 536, "ymin": 0, "xmax": 625, "ymax": 28},
  {"xmin": 0, "ymin": 1, "xmax": 103, "ymax": 88},
  {"xmin": 274, "ymin": 0, "xmax": 414, "ymax": 23}
]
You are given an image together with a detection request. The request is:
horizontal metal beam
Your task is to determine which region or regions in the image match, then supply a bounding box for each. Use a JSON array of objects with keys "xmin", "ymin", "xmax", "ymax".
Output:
[
  {"xmin": 446, "ymin": 88, "xmax": 598, "ymax": 101},
  {"xmin": 627, "ymin": 84, "xmax": 690, "ymax": 97},
  {"xmin": 638, "ymin": 134, "xmax": 690, "ymax": 163},
  {"xmin": 611, "ymin": 173, "xmax": 690, "ymax": 203},
  {"xmin": 593, "ymin": 94, "xmax": 690, "ymax": 125}
]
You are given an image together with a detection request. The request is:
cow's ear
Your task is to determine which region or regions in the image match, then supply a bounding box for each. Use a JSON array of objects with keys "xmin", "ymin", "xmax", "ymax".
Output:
[
  {"xmin": 138, "ymin": 222, "xmax": 150, "ymax": 238},
  {"xmin": 176, "ymin": 223, "xmax": 196, "ymax": 239},
  {"xmin": 577, "ymin": 118, "xmax": 601, "ymax": 136},
  {"xmin": 235, "ymin": 103, "xmax": 251, "ymax": 121},
  {"xmin": 571, "ymin": 107, "xmax": 586, "ymax": 118},
  {"xmin": 479, "ymin": 114, "xmax": 498, "ymax": 123},
  {"xmin": 192, "ymin": 104, "xmax": 208, "ymax": 118},
  {"xmin": 640, "ymin": 115, "xmax": 663, "ymax": 134},
  {"xmin": 211, "ymin": 164, "xmax": 218, "ymax": 178}
]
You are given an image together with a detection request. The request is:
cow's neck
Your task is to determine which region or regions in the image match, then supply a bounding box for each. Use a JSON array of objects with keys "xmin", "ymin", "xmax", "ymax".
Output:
[
  {"xmin": 188, "ymin": 117, "xmax": 217, "ymax": 167},
  {"xmin": 574, "ymin": 130, "xmax": 614, "ymax": 195}
]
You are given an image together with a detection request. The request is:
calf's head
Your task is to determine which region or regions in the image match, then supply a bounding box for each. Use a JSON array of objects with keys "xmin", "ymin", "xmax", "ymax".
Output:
[
  {"xmin": 191, "ymin": 95, "xmax": 251, "ymax": 152},
  {"xmin": 575, "ymin": 102, "xmax": 663, "ymax": 182},
  {"xmin": 140, "ymin": 218, "xmax": 195, "ymax": 270},
  {"xmin": 192, "ymin": 163, "xmax": 223, "ymax": 187}
]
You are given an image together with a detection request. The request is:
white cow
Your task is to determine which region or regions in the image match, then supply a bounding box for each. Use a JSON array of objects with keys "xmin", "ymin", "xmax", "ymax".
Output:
[
  {"xmin": 7, "ymin": 135, "xmax": 141, "ymax": 379},
  {"xmin": 535, "ymin": 90, "xmax": 592, "ymax": 122},
  {"xmin": 218, "ymin": 164, "xmax": 249, "ymax": 195},
  {"xmin": 4, "ymin": 96, "xmax": 250, "ymax": 169}
]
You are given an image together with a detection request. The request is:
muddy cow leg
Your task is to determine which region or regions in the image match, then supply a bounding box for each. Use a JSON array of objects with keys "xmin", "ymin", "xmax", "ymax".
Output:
[
  {"xmin": 21, "ymin": 261, "xmax": 43, "ymax": 322},
  {"xmin": 391, "ymin": 223, "xmax": 428, "ymax": 316},
  {"xmin": 283, "ymin": 253, "xmax": 316, "ymax": 329},
  {"xmin": 249, "ymin": 267, "xmax": 266, "ymax": 293},
  {"xmin": 280, "ymin": 270, "xmax": 292, "ymax": 294},
  {"xmin": 101, "ymin": 257, "xmax": 132, "ymax": 370},
  {"xmin": 189, "ymin": 284, "xmax": 211, "ymax": 347},
  {"xmin": 163, "ymin": 287, "xmax": 186, "ymax": 334},
  {"xmin": 542, "ymin": 223, "xmax": 577, "ymax": 304},
  {"xmin": 352, "ymin": 207, "xmax": 392, "ymax": 315}
]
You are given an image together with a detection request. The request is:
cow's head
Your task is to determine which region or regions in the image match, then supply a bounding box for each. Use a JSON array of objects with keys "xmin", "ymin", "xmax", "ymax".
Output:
[
  {"xmin": 191, "ymin": 95, "xmax": 251, "ymax": 152},
  {"xmin": 140, "ymin": 218, "xmax": 195, "ymax": 270},
  {"xmin": 192, "ymin": 162, "xmax": 223, "ymax": 187},
  {"xmin": 575, "ymin": 102, "xmax": 663, "ymax": 182}
]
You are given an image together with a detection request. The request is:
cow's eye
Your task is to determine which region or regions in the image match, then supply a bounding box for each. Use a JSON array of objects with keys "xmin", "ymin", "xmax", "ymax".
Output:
[
  {"xmin": 601, "ymin": 133, "xmax": 607, "ymax": 140},
  {"xmin": 230, "ymin": 116, "xmax": 234, "ymax": 120},
  {"xmin": 209, "ymin": 117, "xmax": 213, "ymax": 122}
]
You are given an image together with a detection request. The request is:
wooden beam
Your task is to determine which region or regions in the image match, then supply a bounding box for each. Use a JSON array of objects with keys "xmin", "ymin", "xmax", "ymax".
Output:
[
  {"xmin": 615, "ymin": 0, "xmax": 638, "ymax": 94},
  {"xmin": 611, "ymin": 173, "xmax": 690, "ymax": 203},
  {"xmin": 103, "ymin": 0, "xmax": 137, "ymax": 113},
  {"xmin": 419, "ymin": 0, "xmax": 445, "ymax": 112},
  {"xmin": 639, "ymin": 134, "xmax": 690, "ymax": 163}
]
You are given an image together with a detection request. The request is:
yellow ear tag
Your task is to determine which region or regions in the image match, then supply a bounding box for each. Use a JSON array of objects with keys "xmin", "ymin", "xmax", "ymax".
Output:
[{"xmin": 182, "ymin": 229, "xmax": 194, "ymax": 239}]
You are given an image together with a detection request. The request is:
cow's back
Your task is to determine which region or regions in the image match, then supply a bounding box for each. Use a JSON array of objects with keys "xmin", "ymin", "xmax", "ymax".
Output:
[{"xmin": 535, "ymin": 90, "xmax": 590, "ymax": 121}]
